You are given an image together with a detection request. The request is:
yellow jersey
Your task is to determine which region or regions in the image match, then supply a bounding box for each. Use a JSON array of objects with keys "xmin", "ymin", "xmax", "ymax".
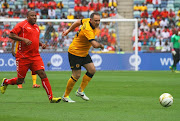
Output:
[{"xmin": 68, "ymin": 18, "xmax": 96, "ymax": 57}]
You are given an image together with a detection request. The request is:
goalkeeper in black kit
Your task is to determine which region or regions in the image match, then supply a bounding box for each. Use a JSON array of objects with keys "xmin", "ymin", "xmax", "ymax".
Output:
[{"xmin": 169, "ymin": 30, "xmax": 180, "ymax": 72}]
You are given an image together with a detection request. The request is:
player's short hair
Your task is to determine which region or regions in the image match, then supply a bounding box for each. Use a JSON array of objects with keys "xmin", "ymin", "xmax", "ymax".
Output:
[
  {"xmin": 27, "ymin": 10, "xmax": 35, "ymax": 17},
  {"xmin": 90, "ymin": 12, "xmax": 100, "ymax": 19}
]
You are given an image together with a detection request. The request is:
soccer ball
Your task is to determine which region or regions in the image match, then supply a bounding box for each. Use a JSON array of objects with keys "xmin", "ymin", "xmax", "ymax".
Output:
[{"xmin": 159, "ymin": 93, "xmax": 173, "ymax": 107}]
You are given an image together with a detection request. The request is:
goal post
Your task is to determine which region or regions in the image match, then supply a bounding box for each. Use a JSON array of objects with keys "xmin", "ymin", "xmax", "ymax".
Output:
[{"xmin": 0, "ymin": 18, "xmax": 139, "ymax": 71}]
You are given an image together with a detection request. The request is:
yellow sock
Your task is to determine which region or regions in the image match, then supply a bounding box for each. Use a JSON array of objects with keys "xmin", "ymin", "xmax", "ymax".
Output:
[
  {"xmin": 64, "ymin": 76, "xmax": 77, "ymax": 97},
  {"xmin": 32, "ymin": 74, "xmax": 37, "ymax": 85},
  {"xmin": 80, "ymin": 73, "xmax": 92, "ymax": 92}
]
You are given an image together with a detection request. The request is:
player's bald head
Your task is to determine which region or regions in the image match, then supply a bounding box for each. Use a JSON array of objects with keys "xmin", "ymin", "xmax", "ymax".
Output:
[{"xmin": 27, "ymin": 10, "xmax": 37, "ymax": 25}]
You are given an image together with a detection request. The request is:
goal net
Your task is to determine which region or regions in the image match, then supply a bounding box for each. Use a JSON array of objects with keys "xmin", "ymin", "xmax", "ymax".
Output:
[{"xmin": 0, "ymin": 18, "xmax": 138, "ymax": 71}]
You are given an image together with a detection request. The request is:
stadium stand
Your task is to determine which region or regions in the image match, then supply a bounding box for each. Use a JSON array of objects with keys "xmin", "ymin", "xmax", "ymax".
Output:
[
  {"xmin": 0, "ymin": 0, "xmax": 119, "ymax": 53},
  {"xmin": 133, "ymin": 0, "xmax": 180, "ymax": 52}
]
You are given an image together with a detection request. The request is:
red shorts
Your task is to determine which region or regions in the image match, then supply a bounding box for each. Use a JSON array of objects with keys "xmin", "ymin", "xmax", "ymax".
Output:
[{"xmin": 16, "ymin": 56, "xmax": 45, "ymax": 78}]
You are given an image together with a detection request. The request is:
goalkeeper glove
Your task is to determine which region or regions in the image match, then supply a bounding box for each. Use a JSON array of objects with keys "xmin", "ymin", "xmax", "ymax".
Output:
[{"xmin": 171, "ymin": 49, "xmax": 176, "ymax": 55}]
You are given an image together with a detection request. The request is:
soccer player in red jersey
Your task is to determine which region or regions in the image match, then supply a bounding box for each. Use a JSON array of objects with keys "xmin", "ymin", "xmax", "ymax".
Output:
[{"xmin": 0, "ymin": 11, "xmax": 61, "ymax": 103}]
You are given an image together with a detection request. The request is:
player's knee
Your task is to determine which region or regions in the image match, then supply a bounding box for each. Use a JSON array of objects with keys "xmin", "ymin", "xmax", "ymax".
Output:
[
  {"xmin": 37, "ymin": 70, "xmax": 47, "ymax": 79},
  {"xmin": 73, "ymin": 74, "xmax": 81, "ymax": 80},
  {"xmin": 89, "ymin": 68, "xmax": 96, "ymax": 75}
]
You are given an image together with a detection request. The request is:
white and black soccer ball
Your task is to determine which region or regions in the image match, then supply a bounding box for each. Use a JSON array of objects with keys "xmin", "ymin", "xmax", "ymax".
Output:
[{"xmin": 159, "ymin": 93, "xmax": 173, "ymax": 107}]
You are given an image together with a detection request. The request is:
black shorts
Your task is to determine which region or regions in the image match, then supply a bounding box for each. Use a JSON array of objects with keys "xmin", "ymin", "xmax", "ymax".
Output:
[{"xmin": 68, "ymin": 52, "xmax": 92, "ymax": 70}]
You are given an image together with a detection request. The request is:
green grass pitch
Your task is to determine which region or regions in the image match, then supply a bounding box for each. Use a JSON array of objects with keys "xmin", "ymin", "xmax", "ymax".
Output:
[{"xmin": 0, "ymin": 71, "xmax": 180, "ymax": 121}]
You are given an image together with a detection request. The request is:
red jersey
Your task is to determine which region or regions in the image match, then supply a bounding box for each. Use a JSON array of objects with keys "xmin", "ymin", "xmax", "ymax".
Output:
[{"xmin": 10, "ymin": 20, "xmax": 40, "ymax": 58}]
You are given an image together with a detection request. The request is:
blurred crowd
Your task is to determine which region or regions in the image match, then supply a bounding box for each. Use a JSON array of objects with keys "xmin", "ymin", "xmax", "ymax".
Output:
[
  {"xmin": 132, "ymin": 0, "xmax": 180, "ymax": 52},
  {"xmin": 0, "ymin": 0, "xmax": 118, "ymax": 52}
]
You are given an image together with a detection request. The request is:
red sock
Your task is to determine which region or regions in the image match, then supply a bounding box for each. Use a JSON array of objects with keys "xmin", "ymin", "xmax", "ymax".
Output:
[
  {"xmin": 41, "ymin": 78, "xmax": 53, "ymax": 100},
  {"xmin": 4, "ymin": 77, "xmax": 18, "ymax": 85}
]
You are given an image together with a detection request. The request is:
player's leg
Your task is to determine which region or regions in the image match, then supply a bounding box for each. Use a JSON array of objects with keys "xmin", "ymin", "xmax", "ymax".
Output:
[
  {"xmin": 62, "ymin": 69, "xmax": 81, "ymax": 102},
  {"xmin": 62, "ymin": 52, "xmax": 81, "ymax": 102},
  {"xmin": 173, "ymin": 49, "xmax": 179, "ymax": 71},
  {"xmin": 76, "ymin": 54, "xmax": 95, "ymax": 101},
  {"xmin": 31, "ymin": 71, "xmax": 40, "ymax": 88},
  {"xmin": 1, "ymin": 58, "xmax": 28, "ymax": 94},
  {"xmin": 32, "ymin": 57, "xmax": 61, "ymax": 103}
]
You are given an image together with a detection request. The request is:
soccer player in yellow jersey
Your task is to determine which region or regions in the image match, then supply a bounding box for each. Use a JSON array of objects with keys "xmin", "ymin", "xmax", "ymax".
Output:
[
  {"xmin": 62, "ymin": 12, "xmax": 104, "ymax": 102},
  {"xmin": 12, "ymin": 41, "xmax": 40, "ymax": 88}
]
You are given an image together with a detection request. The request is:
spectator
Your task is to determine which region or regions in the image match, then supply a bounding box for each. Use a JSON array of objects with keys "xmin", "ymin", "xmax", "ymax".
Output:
[
  {"xmin": 109, "ymin": 10, "xmax": 116, "ymax": 17},
  {"xmin": 57, "ymin": 1, "xmax": 64, "ymax": 12},
  {"xmin": 139, "ymin": 3, "xmax": 147, "ymax": 11},
  {"xmin": 63, "ymin": 36, "xmax": 72, "ymax": 47},
  {"xmin": 75, "ymin": 0, "xmax": 81, "ymax": 4},
  {"xmin": 168, "ymin": 9, "xmax": 175, "ymax": 20},
  {"xmin": 67, "ymin": 13, "xmax": 74, "ymax": 27},
  {"xmin": 147, "ymin": 15, "xmax": 155, "ymax": 24},
  {"xmin": 161, "ymin": 27, "xmax": 170, "ymax": 42},
  {"xmin": 161, "ymin": 40, "xmax": 170, "ymax": 52},
  {"xmin": 153, "ymin": 18, "xmax": 161, "ymax": 27},
  {"xmin": 101, "ymin": 1, "xmax": 109, "ymax": 12},
  {"xmin": 74, "ymin": 3, "xmax": 81, "ymax": 12},
  {"xmin": 102, "ymin": 10, "xmax": 109, "ymax": 18},
  {"xmin": 41, "ymin": 6, "xmax": 48, "ymax": 18},
  {"xmin": 28, "ymin": 0, "xmax": 35, "ymax": 9},
  {"xmin": 147, "ymin": 28, "xmax": 156, "ymax": 38},
  {"xmin": 140, "ymin": 22, "xmax": 149, "ymax": 32},
  {"xmin": 51, "ymin": 29, "xmax": 58, "ymax": 49},
  {"xmin": 21, "ymin": 7, "xmax": 28, "ymax": 18},
  {"xmin": 108, "ymin": 0, "xmax": 117, "ymax": 11},
  {"xmin": 2, "ymin": 0, "xmax": 9, "ymax": 9},
  {"xmin": 176, "ymin": 19, "xmax": 180, "ymax": 27},
  {"xmin": 48, "ymin": 0, "xmax": 57, "ymax": 9},
  {"xmin": 141, "ymin": 10, "xmax": 149, "ymax": 18},
  {"xmin": 14, "ymin": 5, "xmax": 21, "ymax": 17},
  {"xmin": 7, "ymin": 8, "xmax": 13, "ymax": 17},
  {"xmin": 43, "ymin": 0, "xmax": 49, "ymax": 9},
  {"xmin": 88, "ymin": 0, "xmax": 96, "ymax": 12},
  {"xmin": 95, "ymin": 0, "xmax": 102, "ymax": 12},
  {"xmin": 155, "ymin": 39, "xmax": 163, "ymax": 51},
  {"xmin": 108, "ymin": 33, "xmax": 117, "ymax": 46},
  {"xmin": 146, "ymin": 0, "xmax": 152, "ymax": 4},
  {"xmin": 101, "ymin": 25, "xmax": 109, "ymax": 37},
  {"xmin": 161, "ymin": 9, "xmax": 169, "ymax": 18},
  {"xmin": 160, "ymin": 17, "xmax": 168, "ymax": 28},
  {"xmin": 140, "ymin": 17, "xmax": 148, "ymax": 25},
  {"xmin": 175, "ymin": 12, "xmax": 180, "ymax": 21},
  {"xmin": 152, "ymin": 7, "xmax": 160, "ymax": 19},
  {"xmin": 35, "ymin": 0, "xmax": 43, "ymax": 9},
  {"xmin": 81, "ymin": 3, "xmax": 88, "ymax": 12},
  {"xmin": 149, "ymin": 34, "xmax": 157, "ymax": 45},
  {"xmin": 107, "ymin": 43, "xmax": 115, "ymax": 51},
  {"xmin": 60, "ymin": 13, "xmax": 67, "ymax": 19},
  {"xmin": 48, "ymin": 7, "xmax": 56, "ymax": 19},
  {"xmin": 39, "ymin": 23, "xmax": 46, "ymax": 33},
  {"xmin": 156, "ymin": 29, "xmax": 162, "ymax": 40},
  {"xmin": 74, "ymin": 11, "xmax": 83, "ymax": 19},
  {"xmin": 134, "ymin": 4, "xmax": 140, "ymax": 11},
  {"xmin": 152, "ymin": 0, "xmax": 161, "ymax": 5}
]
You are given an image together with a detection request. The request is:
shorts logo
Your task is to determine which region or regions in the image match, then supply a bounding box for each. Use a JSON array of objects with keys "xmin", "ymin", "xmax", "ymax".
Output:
[
  {"xmin": 76, "ymin": 64, "xmax": 80, "ymax": 68},
  {"xmin": 51, "ymin": 54, "xmax": 63, "ymax": 67},
  {"xmin": 91, "ymin": 54, "xmax": 102, "ymax": 67}
]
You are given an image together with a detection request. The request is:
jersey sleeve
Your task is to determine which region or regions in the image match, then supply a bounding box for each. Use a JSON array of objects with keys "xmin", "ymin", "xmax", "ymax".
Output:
[
  {"xmin": 83, "ymin": 29, "xmax": 95, "ymax": 42},
  {"xmin": 81, "ymin": 18, "xmax": 90, "ymax": 24},
  {"xmin": 10, "ymin": 23, "xmax": 22, "ymax": 35}
]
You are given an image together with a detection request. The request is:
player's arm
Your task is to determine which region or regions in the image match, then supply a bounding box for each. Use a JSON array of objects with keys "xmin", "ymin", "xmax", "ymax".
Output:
[
  {"xmin": 62, "ymin": 19, "xmax": 82, "ymax": 36},
  {"xmin": 91, "ymin": 40, "xmax": 104, "ymax": 49},
  {"xmin": 9, "ymin": 32, "xmax": 32, "ymax": 45},
  {"xmin": 39, "ymin": 41, "xmax": 46, "ymax": 49},
  {"xmin": 11, "ymin": 40, "xmax": 16, "ymax": 57},
  {"xmin": 170, "ymin": 35, "xmax": 176, "ymax": 55}
]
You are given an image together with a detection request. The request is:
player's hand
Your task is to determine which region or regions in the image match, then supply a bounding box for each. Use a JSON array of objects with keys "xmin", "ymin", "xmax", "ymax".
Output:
[
  {"xmin": 41, "ymin": 43, "xmax": 46, "ymax": 49},
  {"xmin": 24, "ymin": 38, "xmax": 32, "ymax": 46},
  {"xmin": 172, "ymin": 49, "xmax": 176, "ymax": 55},
  {"xmin": 12, "ymin": 51, "xmax": 16, "ymax": 57},
  {"xmin": 100, "ymin": 44, "xmax": 104, "ymax": 50},
  {"xmin": 62, "ymin": 29, "xmax": 70, "ymax": 36}
]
